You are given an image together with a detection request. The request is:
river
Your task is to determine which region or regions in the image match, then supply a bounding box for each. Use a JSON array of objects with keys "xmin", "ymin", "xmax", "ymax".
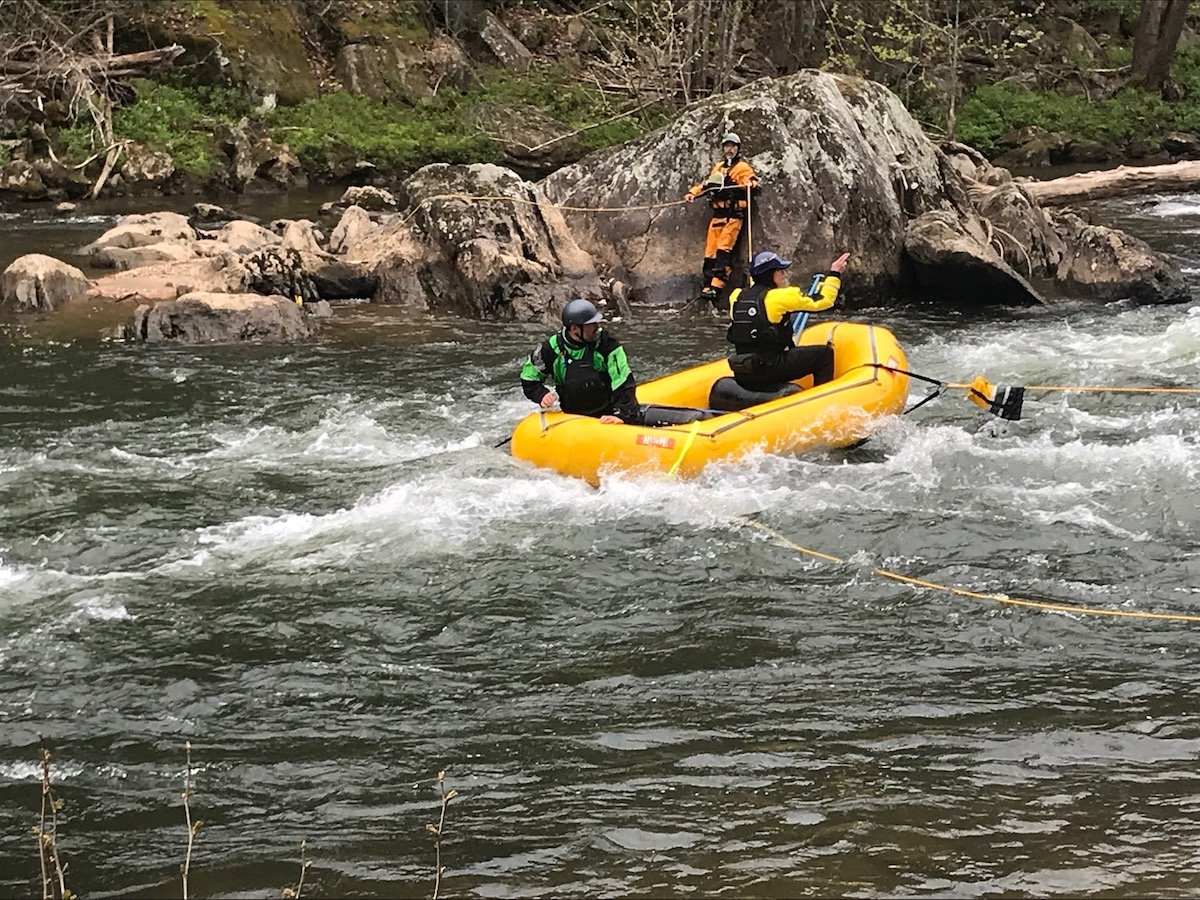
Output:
[{"xmin": 1, "ymin": 193, "xmax": 1200, "ymax": 898}]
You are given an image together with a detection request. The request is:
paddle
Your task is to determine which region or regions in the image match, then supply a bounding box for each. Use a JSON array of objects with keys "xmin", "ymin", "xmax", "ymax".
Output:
[{"xmin": 867, "ymin": 364, "xmax": 1024, "ymax": 421}]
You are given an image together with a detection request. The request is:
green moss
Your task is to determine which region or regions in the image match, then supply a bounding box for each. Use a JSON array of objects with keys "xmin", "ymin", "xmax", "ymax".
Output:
[
  {"xmin": 180, "ymin": 0, "xmax": 317, "ymax": 104},
  {"xmin": 956, "ymin": 82, "xmax": 1178, "ymax": 156},
  {"xmin": 58, "ymin": 80, "xmax": 249, "ymax": 177},
  {"xmin": 266, "ymin": 66, "xmax": 668, "ymax": 177},
  {"xmin": 267, "ymin": 91, "xmax": 497, "ymax": 174}
]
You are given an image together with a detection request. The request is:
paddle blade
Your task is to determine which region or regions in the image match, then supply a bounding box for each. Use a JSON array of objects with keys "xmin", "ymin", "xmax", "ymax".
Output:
[
  {"xmin": 966, "ymin": 375, "xmax": 995, "ymax": 411},
  {"xmin": 990, "ymin": 384, "xmax": 1025, "ymax": 421},
  {"xmin": 965, "ymin": 376, "xmax": 1024, "ymax": 421}
]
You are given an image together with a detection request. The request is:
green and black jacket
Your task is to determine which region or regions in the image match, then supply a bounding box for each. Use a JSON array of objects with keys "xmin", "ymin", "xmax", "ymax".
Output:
[{"xmin": 520, "ymin": 330, "xmax": 640, "ymax": 423}]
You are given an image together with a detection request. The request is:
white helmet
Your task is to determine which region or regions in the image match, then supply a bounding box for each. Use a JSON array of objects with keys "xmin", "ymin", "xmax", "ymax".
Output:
[{"xmin": 721, "ymin": 131, "xmax": 741, "ymax": 147}]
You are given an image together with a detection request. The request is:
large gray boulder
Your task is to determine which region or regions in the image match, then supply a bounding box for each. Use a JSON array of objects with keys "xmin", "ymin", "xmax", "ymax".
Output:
[
  {"xmin": 350, "ymin": 163, "xmax": 617, "ymax": 321},
  {"xmin": 542, "ymin": 69, "xmax": 1183, "ymax": 308},
  {"xmin": 123, "ymin": 292, "xmax": 311, "ymax": 344},
  {"xmin": 1049, "ymin": 210, "xmax": 1192, "ymax": 304},
  {"xmin": 2, "ymin": 254, "xmax": 92, "ymax": 311},
  {"xmin": 904, "ymin": 211, "xmax": 1043, "ymax": 306},
  {"xmin": 542, "ymin": 70, "xmax": 997, "ymax": 306}
]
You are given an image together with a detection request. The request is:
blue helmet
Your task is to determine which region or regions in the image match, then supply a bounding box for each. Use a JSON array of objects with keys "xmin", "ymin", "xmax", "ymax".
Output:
[{"xmin": 749, "ymin": 251, "xmax": 791, "ymax": 278}]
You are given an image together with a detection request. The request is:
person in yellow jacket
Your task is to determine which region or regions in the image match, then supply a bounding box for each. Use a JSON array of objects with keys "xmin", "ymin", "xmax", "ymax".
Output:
[
  {"xmin": 726, "ymin": 250, "xmax": 850, "ymax": 391},
  {"xmin": 684, "ymin": 131, "xmax": 758, "ymax": 308}
]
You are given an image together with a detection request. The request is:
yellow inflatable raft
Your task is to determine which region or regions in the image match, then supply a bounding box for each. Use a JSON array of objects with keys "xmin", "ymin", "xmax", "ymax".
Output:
[{"xmin": 511, "ymin": 321, "xmax": 909, "ymax": 485}]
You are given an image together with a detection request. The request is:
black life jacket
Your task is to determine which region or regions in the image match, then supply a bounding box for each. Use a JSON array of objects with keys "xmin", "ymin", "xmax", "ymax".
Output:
[
  {"xmin": 726, "ymin": 283, "xmax": 792, "ymax": 354},
  {"xmin": 551, "ymin": 332, "xmax": 612, "ymax": 416}
]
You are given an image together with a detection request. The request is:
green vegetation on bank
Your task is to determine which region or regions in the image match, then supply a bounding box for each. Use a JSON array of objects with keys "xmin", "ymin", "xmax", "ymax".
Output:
[
  {"xmin": 268, "ymin": 67, "xmax": 664, "ymax": 174},
  {"xmin": 55, "ymin": 69, "xmax": 664, "ymax": 182},
  {"xmin": 58, "ymin": 81, "xmax": 248, "ymax": 177},
  {"xmin": 955, "ymin": 49, "xmax": 1200, "ymax": 157}
]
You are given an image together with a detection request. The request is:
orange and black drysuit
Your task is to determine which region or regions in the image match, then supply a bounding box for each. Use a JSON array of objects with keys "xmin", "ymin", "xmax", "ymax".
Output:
[{"xmin": 685, "ymin": 155, "xmax": 758, "ymax": 297}]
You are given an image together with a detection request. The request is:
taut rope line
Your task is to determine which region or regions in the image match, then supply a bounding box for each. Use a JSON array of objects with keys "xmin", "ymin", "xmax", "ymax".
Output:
[{"xmin": 742, "ymin": 518, "xmax": 1200, "ymax": 624}]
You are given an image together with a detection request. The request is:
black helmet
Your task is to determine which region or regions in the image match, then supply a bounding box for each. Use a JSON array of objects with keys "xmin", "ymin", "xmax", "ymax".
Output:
[
  {"xmin": 561, "ymin": 298, "xmax": 603, "ymax": 326},
  {"xmin": 749, "ymin": 251, "xmax": 791, "ymax": 278}
]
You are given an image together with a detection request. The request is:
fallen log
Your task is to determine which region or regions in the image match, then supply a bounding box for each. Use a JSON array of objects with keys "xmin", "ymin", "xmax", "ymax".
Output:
[
  {"xmin": 1024, "ymin": 160, "xmax": 1200, "ymax": 206},
  {"xmin": 0, "ymin": 45, "xmax": 183, "ymax": 79}
]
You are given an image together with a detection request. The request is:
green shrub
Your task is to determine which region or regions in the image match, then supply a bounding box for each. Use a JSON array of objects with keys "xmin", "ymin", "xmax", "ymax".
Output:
[
  {"xmin": 956, "ymin": 82, "xmax": 1174, "ymax": 156},
  {"xmin": 266, "ymin": 68, "xmax": 667, "ymax": 176},
  {"xmin": 58, "ymin": 80, "xmax": 249, "ymax": 177}
]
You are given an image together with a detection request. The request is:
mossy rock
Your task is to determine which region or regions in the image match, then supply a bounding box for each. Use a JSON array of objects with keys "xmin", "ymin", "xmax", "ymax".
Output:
[{"xmin": 149, "ymin": 0, "xmax": 318, "ymax": 104}]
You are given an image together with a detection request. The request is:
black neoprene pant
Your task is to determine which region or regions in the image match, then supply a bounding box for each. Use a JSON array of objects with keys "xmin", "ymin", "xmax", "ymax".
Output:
[{"xmin": 732, "ymin": 345, "xmax": 834, "ymax": 391}]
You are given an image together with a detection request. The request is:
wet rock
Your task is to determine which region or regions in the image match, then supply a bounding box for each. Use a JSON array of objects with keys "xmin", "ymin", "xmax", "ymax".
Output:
[
  {"xmin": 120, "ymin": 143, "xmax": 175, "ymax": 189},
  {"xmin": 903, "ymin": 211, "xmax": 1044, "ymax": 306},
  {"xmin": 352, "ymin": 162, "xmax": 607, "ymax": 320},
  {"xmin": 80, "ymin": 212, "xmax": 196, "ymax": 266},
  {"xmin": 2, "ymin": 254, "xmax": 92, "ymax": 311},
  {"xmin": 1049, "ymin": 209, "xmax": 1193, "ymax": 304},
  {"xmin": 309, "ymin": 258, "xmax": 379, "ymax": 300},
  {"xmin": 329, "ymin": 206, "xmax": 378, "ymax": 255},
  {"xmin": 100, "ymin": 241, "xmax": 200, "ymax": 271},
  {"xmin": 87, "ymin": 256, "xmax": 249, "ymax": 305},
  {"xmin": 123, "ymin": 292, "xmax": 311, "ymax": 344}
]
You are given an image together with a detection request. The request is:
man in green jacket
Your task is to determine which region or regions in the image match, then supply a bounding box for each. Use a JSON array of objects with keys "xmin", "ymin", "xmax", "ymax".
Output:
[{"xmin": 520, "ymin": 299, "xmax": 641, "ymax": 424}]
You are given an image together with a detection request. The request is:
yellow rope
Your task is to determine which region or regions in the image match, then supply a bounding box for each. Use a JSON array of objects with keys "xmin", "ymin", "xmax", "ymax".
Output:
[
  {"xmin": 744, "ymin": 519, "xmax": 1200, "ymax": 624},
  {"xmin": 1022, "ymin": 384, "xmax": 1200, "ymax": 395},
  {"xmin": 941, "ymin": 380, "xmax": 1200, "ymax": 396},
  {"xmin": 396, "ymin": 191, "xmax": 685, "ymax": 224},
  {"xmin": 667, "ymin": 421, "xmax": 702, "ymax": 477}
]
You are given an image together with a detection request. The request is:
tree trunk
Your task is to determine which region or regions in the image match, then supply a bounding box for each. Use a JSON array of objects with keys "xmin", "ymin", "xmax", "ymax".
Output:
[
  {"xmin": 1023, "ymin": 161, "xmax": 1200, "ymax": 206},
  {"xmin": 1131, "ymin": 0, "xmax": 1190, "ymax": 94}
]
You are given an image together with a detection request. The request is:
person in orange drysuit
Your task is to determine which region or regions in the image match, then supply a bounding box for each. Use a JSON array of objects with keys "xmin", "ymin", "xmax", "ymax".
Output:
[{"xmin": 683, "ymin": 131, "xmax": 759, "ymax": 309}]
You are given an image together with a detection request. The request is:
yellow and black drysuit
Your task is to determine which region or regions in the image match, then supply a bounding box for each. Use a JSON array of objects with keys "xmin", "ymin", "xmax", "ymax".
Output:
[
  {"xmin": 685, "ymin": 155, "xmax": 758, "ymax": 298},
  {"xmin": 725, "ymin": 273, "xmax": 841, "ymax": 392}
]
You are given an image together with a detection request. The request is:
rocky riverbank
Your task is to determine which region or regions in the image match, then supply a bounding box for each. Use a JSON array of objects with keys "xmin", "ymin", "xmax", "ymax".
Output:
[{"xmin": 2, "ymin": 69, "xmax": 1193, "ymax": 345}]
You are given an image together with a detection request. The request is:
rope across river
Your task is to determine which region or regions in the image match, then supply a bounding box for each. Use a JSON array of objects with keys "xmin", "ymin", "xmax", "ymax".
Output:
[{"xmin": 741, "ymin": 519, "xmax": 1200, "ymax": 625}]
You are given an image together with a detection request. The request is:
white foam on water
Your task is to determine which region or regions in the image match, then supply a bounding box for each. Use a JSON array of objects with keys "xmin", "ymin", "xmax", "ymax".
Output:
[
  {"xmin": 203, "ymin": 403, "xmax": 497, "ymax": 468},
  {"xmin": 0, "ymin": 760, "xmax": 85, "ymax": 781},
  {"xmin": 1140, "ymin": 196, "xmax": 1200, "ymax": 218},
  {"xmin": 67, "ymin": 593, "xmax": 134, "ymax": 623}
]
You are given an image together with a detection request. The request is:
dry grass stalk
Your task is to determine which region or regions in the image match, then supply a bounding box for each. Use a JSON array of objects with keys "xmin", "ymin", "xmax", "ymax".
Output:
[
  {"xmin": 32, "ymin": 737, "xmax": 73, "ymax": 900},
  {"xmin": 281, "ymin": 839, "xmax": 312, "ymax": 899},
  {"xmin": 425, "ymin": 770, "xmax": 458, "ymax": 900},
  {"xmin": 181, "ymin": 741, "xmax": 202, "ymax": 900}
]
